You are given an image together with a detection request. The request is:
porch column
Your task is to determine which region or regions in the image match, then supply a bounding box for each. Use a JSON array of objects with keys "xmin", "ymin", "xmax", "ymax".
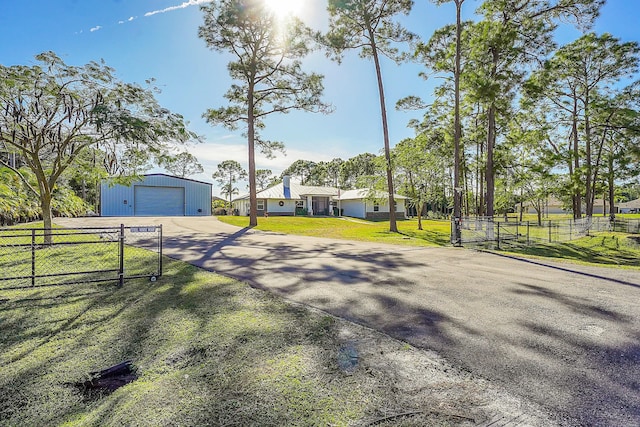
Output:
[{"xmin": 307, "ymin": 196, "xmax": 313, "ymax": 215}]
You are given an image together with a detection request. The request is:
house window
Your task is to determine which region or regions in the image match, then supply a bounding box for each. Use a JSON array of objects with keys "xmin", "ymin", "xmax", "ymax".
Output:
[
  {"xmin": 373, "ymin": 203, "xmax": 379, "ymax": 212},
  {"xmin": 257, "ymin": 200, "xmax": 265, "ymax": 210}
]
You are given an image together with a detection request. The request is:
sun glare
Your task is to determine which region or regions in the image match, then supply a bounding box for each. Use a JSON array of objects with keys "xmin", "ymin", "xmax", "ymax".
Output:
[{"xmin": 263, "ymin": 0, "xmax": 304, "ymax": 20}]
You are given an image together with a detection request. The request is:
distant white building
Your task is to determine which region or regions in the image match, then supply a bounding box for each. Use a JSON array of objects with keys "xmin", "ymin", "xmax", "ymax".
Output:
[{"xmin": 618, "ymin": 198, "xmax": 640, "ymax": 214}]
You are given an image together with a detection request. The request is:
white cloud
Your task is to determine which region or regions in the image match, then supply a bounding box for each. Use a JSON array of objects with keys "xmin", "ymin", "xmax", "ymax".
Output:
[
  {"xmin": 145, "ymin": 0, "xmax": 210, "ymax": 17},
  {"xmin": 118, "ymin": 16, "xmax": 136, "ymax": 24},
  {"xmin": 90, "ymin": 25, "xmax": 102, "ymax": 32},
  {"xmin": 194, "ymin": 142, "xmax": 331, "ymax": 173}
]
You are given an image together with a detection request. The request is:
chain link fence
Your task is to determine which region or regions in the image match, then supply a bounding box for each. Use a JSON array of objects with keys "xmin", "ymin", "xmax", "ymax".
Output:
[
  {"xmin": 453, "ymin": 216, "xmax": 640, "ymax": 249},
  {"xmin": 0, "ymin": 225, "xmax": 162, "ymax": 289}
]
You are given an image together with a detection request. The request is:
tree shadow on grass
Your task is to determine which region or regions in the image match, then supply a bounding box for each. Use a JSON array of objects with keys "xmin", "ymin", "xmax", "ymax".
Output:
[
  {"xmin": 0, "ymin": 257, "xmax": 392, "ymax": 426},
  {"xmin": 499, "ymin": 235, "xmax": 640, "ymax": 268}
]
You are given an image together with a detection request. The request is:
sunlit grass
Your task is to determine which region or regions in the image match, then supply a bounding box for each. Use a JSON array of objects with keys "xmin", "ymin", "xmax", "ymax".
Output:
[
  {"xmin": 218, "ymin": 215, "xmax": 451, "ymax": 247},
  {"xmin": 217, "ymin": 215, "xmax": 640, "ymax": 268}
]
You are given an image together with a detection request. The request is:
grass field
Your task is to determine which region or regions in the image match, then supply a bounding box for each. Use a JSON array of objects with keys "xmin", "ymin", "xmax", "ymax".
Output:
[
  {"xmin": 501, "ymin": 233, "xmax": 640, "ymax": 268},
  {"xmin": 0, "ymin": 259, "xmax": 405, "ymax": 426},
  {"xmin": 218, "ymin": 216, "xmax": 452, "ymax": 247},
  {"xmin": 217, "ymin": 215, "xmax": 640, "ymax": 269}
]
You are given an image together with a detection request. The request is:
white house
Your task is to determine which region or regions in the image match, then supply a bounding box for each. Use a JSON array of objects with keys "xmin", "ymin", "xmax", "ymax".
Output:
[
  {"xmin": 232, "ymin": 177, "xmax": 339, "ymax": 217},
  {"xmin": 337, "ymin": 188, "xmax": 407, "ymax": 220},
  {"xmin": 618, "ymin": 198, "xmax": 640, "ymax": 214},
  {"xmin": 232, "ymin": 178, "xmax": 407, "ymax": 220}
]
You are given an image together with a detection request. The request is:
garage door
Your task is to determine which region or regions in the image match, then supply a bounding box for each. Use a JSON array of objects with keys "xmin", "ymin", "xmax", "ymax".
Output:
[{"xmin": 134, "ymin": 186, "xmax": 185, "ymax": 216}]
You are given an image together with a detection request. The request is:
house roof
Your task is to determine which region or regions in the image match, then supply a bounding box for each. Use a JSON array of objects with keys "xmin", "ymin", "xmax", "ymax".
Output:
[
  {"xmin": 337, "ymin": 188, "xmax": 408, "ymax": 201},
  {"xmin": 618, "ymin": 198, "xmax": 640, "ymax": 209},
  {"xmin": 234, "ymin": 182, "xmax": 339, "ymax": 201},
  {"xmin": 142, "ymin": 173, "xmax": 212, "ymax": 187}
]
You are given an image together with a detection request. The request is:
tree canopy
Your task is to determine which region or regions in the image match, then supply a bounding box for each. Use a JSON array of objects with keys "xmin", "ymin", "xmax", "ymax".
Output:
[
  {"xmin": 199, "ymin": 0, "xmax": 330, "ymax": 226},
  {"xmin": 0, "ymin": 52, "xmax": 196, "ymax": 235}
]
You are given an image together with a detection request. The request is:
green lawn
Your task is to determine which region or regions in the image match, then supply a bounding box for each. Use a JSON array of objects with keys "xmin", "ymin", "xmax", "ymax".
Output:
[
  {"xmin": 500, "ymin": 233, "xmax": 640, "ymax": 269},
  {"xmin": 217, "ymin": 216, "xmax": 452, "ymax": 247},
  {"xmin": 0, "ymin": 223, "xmax": 159, "ymax": 287},
  {"xmin": 217, "ymin": 215, "xmax": 640, "ymax": 269},
  {"xmin": 0, "ymin": 258, "xmax": 409, "ymax": 426}
]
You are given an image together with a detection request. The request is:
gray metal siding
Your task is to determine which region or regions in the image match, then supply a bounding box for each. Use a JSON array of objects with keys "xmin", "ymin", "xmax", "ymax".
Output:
[
  {"xmin": 101, "ymin": 174, "xmax": 212, "ymax": 217},
  {"xmin": 134, "ymin": 186, "xmax": 185, "ymax": 216},
  {"xmin": 100, "ymin": 182, "xmax": 135, "ymax": 216}
]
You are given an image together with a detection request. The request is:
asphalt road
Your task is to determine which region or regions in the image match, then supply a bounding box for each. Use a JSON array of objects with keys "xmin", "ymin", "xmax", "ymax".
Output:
[{"xmin": 56, "ymin": 216, "xmax": 640, "ymax": 426}]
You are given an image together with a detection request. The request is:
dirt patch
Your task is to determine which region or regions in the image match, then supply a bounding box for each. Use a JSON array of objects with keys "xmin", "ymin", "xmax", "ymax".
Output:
[{"xmin": 74, "ymin": 361, "xmax": 137, "ymax": 400}]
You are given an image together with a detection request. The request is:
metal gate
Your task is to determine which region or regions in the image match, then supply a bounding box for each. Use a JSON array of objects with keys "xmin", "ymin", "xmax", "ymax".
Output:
[{"xmin": 0, "ymin": 224, "xmax": 162, "ymax": 289}]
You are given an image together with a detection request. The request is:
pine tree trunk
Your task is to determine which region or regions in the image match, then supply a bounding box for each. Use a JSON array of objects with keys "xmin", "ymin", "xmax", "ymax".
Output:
[
  {"xmin": 485, "ymin": 103, "xmax": 496, "ymax": 219},
  {"xmin": 248, "ymin": 81, "xmax": 258, "ymax": 228},
  {"xmin": 571, "ymin": 97, "xmax": 581, "ymax": 219},
  {"xmin": 367, "ymin": 24, "xmax": 397, "ymax": 233},
  {"xmin": 452, "ymin": 0, "xmax": 463, "ymax": 244}
]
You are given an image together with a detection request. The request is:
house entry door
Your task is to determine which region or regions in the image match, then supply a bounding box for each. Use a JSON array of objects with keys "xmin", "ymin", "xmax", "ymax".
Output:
[{"xmin": 312, "ymin": 197, "xmax": 329, "ymax": 215}]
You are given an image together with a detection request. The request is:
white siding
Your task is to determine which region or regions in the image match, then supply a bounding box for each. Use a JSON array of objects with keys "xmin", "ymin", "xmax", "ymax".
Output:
[
  {"xmin": 341, "ymin": 200, "xmax": 366, "ymax": 219},
  {"xmin": 267, "ymin": 199, "xmax": 297, "ymax": 214},
  {"xmin": 366, "ymin": 200, "xmax": 406, "ymax": 214}
]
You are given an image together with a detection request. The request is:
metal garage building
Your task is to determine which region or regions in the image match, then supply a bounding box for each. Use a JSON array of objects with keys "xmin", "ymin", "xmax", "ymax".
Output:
[{"xmin": 100, "ymin": 174, "xmax": 212, "ymax": 217}]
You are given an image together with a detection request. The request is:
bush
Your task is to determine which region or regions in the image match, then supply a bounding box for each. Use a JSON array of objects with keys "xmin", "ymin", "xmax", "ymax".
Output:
[{"xmin": 213, "ymin": 208, "xmax": 227, "ymax": 216}]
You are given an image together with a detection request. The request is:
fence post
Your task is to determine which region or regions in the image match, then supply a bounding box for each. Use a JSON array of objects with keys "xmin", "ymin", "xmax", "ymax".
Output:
[
  {"xmin": 569, "ymin": 220, "xmax": 572, "ymax": 241},
  {"xmin": 118, "ymin": 224, "xmax": 125, "ymax": 287},
  {"xmin": 497, "ymin": 223, "xmax": 501, "ymax": 249},
  {"xmin": 527, "ymin": 222, "xmax": 530, "ymax": 245},
  {"xmin": 31, "ymin": 229, "xmax": 36, "ymax": 287},
  {"xmin": 548, "ymin": 220, "xmax": 552, "ymax": 243},
  {"xmin": 158, "ymin": 225, "xmax": 163, "ymax": 278}
]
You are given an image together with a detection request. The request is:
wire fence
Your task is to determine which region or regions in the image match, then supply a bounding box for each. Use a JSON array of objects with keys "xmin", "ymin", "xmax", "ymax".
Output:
[
  {"xmin": 0, "ymin": 224, "xmax": 162, "ymax": 289},
  {"xmin": 453, "ymin": 216, "xmax": 640, "ymax": 249}
]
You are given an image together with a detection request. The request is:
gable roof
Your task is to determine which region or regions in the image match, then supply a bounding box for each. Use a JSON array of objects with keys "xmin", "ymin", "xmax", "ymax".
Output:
[
  {"xmin": 618, "ymin": 198, "xmax": 640, "ymax": 209},
  {"xmin": 338, "ymin": 188, "xmax": 408, "ymax": 201},
  {"xmin": 234, "ymin": 182, "xmax": 339, "ymax": 201}
]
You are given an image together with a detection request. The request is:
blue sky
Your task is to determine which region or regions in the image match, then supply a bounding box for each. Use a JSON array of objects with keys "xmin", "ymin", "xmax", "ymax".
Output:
[{"xmin": 1, "ymin": 1, "xmax": 638, "ymax": 196}]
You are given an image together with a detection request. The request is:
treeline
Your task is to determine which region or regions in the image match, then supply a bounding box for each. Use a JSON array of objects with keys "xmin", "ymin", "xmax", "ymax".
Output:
[
  {"xmin": 236, "ymin": 0, "xmax": 640, "ymax": 223},
  {"xmin": 0, "ymin": 165, "xmax": 90, "ymax": 226},
  {"xmin": 284, "ymin": 1, "xmax": 640, "ymax": 222},
  {"xmin": 401, "ymin": 0, "xmax": 640, "ymax": 221}
]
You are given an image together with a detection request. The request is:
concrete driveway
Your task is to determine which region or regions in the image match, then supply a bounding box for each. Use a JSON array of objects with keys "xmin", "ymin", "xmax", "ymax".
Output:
[{"xmin": 56, "ymin": 216, "xmax": 640, "ymax": 426}]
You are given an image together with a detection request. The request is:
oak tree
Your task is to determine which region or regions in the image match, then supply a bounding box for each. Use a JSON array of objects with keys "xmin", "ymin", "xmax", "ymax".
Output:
[{"xmin": 0, "ymin": 52, "xmax": 195, "ymax": 240}]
